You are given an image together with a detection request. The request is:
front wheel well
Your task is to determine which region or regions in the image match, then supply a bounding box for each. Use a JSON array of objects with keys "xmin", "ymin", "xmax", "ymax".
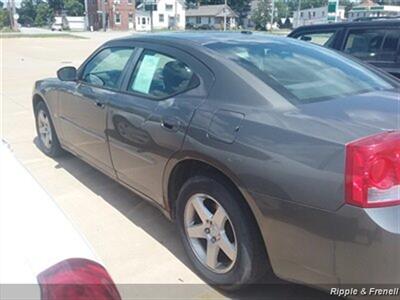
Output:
[{"xmin": 33, "ymin": 94, "xmax": 45, "ymax": 112}]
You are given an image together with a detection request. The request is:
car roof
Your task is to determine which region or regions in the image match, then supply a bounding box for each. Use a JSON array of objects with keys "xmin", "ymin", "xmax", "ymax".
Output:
[
  {"xmin": 109, "ymin": 31, "xmax": 288, "ymax": 50},
  {"xmin": 290, "ymin": 20, "xmax": 400, "ymax": 33}
]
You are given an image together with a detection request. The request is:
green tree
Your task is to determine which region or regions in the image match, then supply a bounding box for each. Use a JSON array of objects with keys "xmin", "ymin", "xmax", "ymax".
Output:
[
  {"xmin": 251, "ymin": 0, "xmax": 272, "ymax": 30},
  {"xmin": 17, "ymin": 0, "xmax": 37, "ymax": 26},
  {"xmin": 34, "ymin": 2, "xmax": 53, "ymax": 26},
  {"xmin": 228, "ymin": 0, "xmax": 251, "ymax": 26},
  {"xmin": 64, "ymin": 0, "xmax": 84, "ymax": 16},
  {"xmin": 47, "ymin": 0, "xmax": 63, "ymax": 14},
  {"xmin": 0, "ymin": 8, "xmax": 10, "ymax": 28},
  {"xmin": 275, "ymin": 0, "xmax": 290, "ymax": 19}
]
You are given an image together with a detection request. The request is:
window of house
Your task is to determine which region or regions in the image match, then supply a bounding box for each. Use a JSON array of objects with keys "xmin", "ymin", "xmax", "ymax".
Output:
[
  {"xmin": 159, "ymin": 14, "xmax": 164, "ymax": 22},
  {"xmin": 115, "ymin": 13, "xmax": 121, "ymax": 24},
  {"xmin": 128, "ymin": 0, "xmax": 133, "ymax": 3},
  {"xmin": 128, "ymin": 50, "xmax": 198, "ymax": 99},
  {"xmin": 344, "ymin": 29, "xmax": 400, "ymax": 62},
  {"xmin": 129, "ymin": 13, "xmax": 133, "ymax": 22},
  {"xmin": 137, "ymin": 17, "xmax": 140, "ymax": 24},
  {"xmin": 196, "ymin": 16, "xmax": 201, "ymax": 24},
  {"xmin": 165, "ymin": 4, "xmax": 173, "ymax": 11},
  {"xmin": 82, "ymin": 48, "xmax": 134, "ymax": 89},
  {"xmin": 142, "ymin": 17, "xmax": 146, "ymax": 24},
  {"xmin": 322, "ymin": 11, "xmax": 325, "ymax": 16},
  {"xmin": 312, "ymin": 11, "xmax": 316, "ymax": 17},
  {"xmin": 177, "ymin": 14, "xmax": 180, "ymax": 23},
  {"xmin": 300, "ymin": 12, "xmax": 303, "ymax": 17}
]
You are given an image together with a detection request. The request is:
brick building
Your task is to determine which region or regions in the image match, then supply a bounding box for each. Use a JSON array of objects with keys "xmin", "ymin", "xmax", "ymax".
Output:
[
  {"xmin": 104, "ymin": 0, "xmax": 136, "ymax": 30},
  {"xmin": 87, "ymin": 0, "xmax": 101, "ymax": 30},
  {"xmin": 87, "ymin": 0, "xmax": 136, "ymax": 31}
]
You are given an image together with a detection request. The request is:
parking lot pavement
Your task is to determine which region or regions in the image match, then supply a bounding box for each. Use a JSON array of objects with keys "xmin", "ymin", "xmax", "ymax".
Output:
[{"xmin": 2, "ymin": 35, "xmax": 337, "ymax": 299}]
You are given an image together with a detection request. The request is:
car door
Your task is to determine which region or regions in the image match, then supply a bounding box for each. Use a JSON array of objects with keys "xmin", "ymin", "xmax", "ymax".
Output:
[
  {"xmin": 58, "ymin": 46, "xmax": 136, "ymax": 175},
  {"xmin": 342, "ymin": 27, "xmax": 400, "ymax": 78},
  {"xmin": 107, "ymin": 44, "xmax": 214, "ymax": 206}
]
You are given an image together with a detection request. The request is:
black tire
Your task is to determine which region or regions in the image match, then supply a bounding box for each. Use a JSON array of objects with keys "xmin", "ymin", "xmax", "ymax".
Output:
[
  {"xmin": 35, "ymin": 101, "xmax": 64, "ymax": 157},
  {"xmin": 176, "ymin": 174, "xmax": 269, "ymax": 290}
]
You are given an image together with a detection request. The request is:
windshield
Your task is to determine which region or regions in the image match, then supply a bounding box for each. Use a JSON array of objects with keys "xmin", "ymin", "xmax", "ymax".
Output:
[{"xmin": 205, "ymin": 39, "xmax": 395, "ymax": 104}]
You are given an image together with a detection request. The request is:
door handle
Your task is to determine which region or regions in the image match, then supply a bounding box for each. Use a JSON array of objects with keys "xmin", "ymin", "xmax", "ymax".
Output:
[
  {"xmin": 161, "ymin": 117, "xmax": 180, "ymax": 132},
  {"xmin": 95, "ymin": 101, "xmax": 105, "ymax": 109}
]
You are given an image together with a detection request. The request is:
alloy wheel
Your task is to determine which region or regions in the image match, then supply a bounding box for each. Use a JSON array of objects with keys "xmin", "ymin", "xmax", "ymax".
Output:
[
  {"xmin": 184, "ymin": 193, "xmax": 237, "ymax": 274},
  {"xmin": 38, "ymin": 110, "xmax": 52, "ymax": 149}
]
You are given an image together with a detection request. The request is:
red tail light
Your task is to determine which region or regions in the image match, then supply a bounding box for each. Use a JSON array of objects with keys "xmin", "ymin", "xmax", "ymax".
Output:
[
  {"xmin": 345, "ymin": 131, "xmax": 400, "ymax": 208},
  {"xmin": 37, "ymin": 258, "xmax": 121, "ymax": 300}
]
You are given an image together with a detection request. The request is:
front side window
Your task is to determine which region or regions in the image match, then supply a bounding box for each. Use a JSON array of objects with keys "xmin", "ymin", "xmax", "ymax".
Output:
[
  {"xmin": 205, "ymin": 40, "xmax": 394, "ymax": 104},
  {"xmin": 128, "ymin": 50, "xmax": 198, "ymax": 99},
  {"xmin": 82, "ymin": 47, "xmax": 134, "ymax": 89},
  {"xmin": 297, "ymin": 30, "xmax": 337, "ymax": 47},
  {"xmin": 159, "ymin": 14, "xmax": 164, "ymax": 22},
  {"xmin": 344, "ymin": 29, "xmax": 400, "ymax": 62},
  {"xmin": 165, "ymin": 4, "xmax": 173, "ymax": 11}
]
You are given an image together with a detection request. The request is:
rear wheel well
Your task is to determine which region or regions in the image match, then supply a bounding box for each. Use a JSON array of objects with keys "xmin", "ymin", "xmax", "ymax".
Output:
[
  {"xmin": 33, "ymin": 94, "xmax": 45, "ymax": 112},
  {"xmin": 168, "ymin": 159, "xmax": 271, "ymax": 276},
  {"xmin": 168, "ymin": 160, "xmax": 248, "ymax": 220}
]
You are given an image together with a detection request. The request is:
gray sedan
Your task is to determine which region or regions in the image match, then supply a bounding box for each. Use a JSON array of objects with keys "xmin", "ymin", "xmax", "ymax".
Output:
[{"xmin": 32, "ymin": 32, "xmax": 400, "ymax": 291}]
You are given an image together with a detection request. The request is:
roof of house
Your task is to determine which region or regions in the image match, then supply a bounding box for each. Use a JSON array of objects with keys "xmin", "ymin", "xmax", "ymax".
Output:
[{"xmin": 186, "ymin": 4, "xmax": 238, "ymax": 18}]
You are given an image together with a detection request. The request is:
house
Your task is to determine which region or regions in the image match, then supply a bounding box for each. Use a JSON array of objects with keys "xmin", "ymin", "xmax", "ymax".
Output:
[
  {"xmin": 186, "ymin": 4, "xmax": 238, "ymax": 30},
  {"xmin": 135, "ymin": 0, "xmax": 186, "ymax": 31},
  {"xmin": 293, "ymin": 5, "xmax": 346, "ymax": 28},
  {"xmin": 348, "ymin": 0, "xmax": 400, "ymax": 21},
  {"xmin": 135, "ymin": 7, "xmax": 151, "ymax": 31},
  {"xmin": 99, "ymin": 0, "xmax": 136, "ymax": 30}
]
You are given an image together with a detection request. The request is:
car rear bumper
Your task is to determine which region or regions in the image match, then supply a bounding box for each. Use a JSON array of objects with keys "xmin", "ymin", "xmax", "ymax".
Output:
[{"xmin": 252, "ymin": 192, "xmax": 400, "ymax": 286}]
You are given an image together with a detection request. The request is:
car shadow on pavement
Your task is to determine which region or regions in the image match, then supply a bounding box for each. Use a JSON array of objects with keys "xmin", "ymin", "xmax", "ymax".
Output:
[{"xmin": 44, "ymin": 144, "xmax": 339, "ymax": 300}]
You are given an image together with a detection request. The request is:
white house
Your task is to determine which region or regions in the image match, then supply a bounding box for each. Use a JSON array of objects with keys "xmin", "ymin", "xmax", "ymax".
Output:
[
  {"xmin": 348, "ymin": 0, "xmax": 400, "ymax": 21},
  {"xmin": 135, "ymin": 8, "xmax": 151, "ymax": 31},
  {"xmin": 186, "ymin": 4, "xmax": 238, "ymax": 30},
  {"xmin": 293, "ymin": 5, "xmax": 346, "ymax": 28},
  {"xmin": 135, "ymin": 0, "xmax": 186, "ymax": 31}
]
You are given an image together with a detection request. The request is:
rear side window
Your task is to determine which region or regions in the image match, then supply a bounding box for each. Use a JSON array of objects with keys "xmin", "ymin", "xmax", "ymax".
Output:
[
  {"xmin": 128, "ymin": 50, "xmax": 199, "ymax": 99},
  {"xmin": 344, "ymin": 29, "xmax": 400, "ymax": 62},
  {"xmin": 296, "ymin": 31, "xmax": 337, "ymax": 48},
  {"xmin": 206, "ymin": 40, "xmax": 395, "ymax": 104},
  {"xmin": 82, "ymin": 47, "xmax": 134, "ymax": 89}
]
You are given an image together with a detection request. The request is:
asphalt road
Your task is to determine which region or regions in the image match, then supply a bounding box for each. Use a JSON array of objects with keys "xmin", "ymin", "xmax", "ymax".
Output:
[{"xmin": 2, "ymin": 33, "xmax": 339, "ymax": 299}]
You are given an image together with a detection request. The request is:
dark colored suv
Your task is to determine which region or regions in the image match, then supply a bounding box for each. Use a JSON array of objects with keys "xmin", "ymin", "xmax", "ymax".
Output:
[{"xmin": 288, "ymin": 20, "xmax": 400, "ymax": 78}]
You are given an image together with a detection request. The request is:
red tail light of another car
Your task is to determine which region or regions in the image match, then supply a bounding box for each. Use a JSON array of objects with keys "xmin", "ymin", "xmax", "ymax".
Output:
[
  {"xmin": 345, "ymin": 131, "xmax": 400, "ymax": 208},
  {"xmin": 37, "ymin": 258, "xmax": 121, "ymax": 300}
]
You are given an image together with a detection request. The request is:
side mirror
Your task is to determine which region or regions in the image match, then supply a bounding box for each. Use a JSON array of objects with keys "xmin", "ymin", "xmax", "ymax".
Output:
[
  {"xmin": 57, "ymin": 66, "xmax": 77, "ymax": 81},
  {"xmin": 300, "ymin": 36, "xmax": 312, "ymax": 42}
]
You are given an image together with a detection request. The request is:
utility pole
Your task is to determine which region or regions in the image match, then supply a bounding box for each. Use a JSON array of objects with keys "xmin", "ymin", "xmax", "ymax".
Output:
[
  {"xmin": 223, "ymin": 0, "xmax": 227, "ymax": 31},
  {"xmin": 296, "ymin": 0, "xmax": 301, "ymax": 28},
  {"xmin": 102, "ymin": 0, "xmax": 106, "ymax": 31},
  {"xmin": 174, "ymin": 0, "xmax": 177, "ymax": 29},
  {"xmin": 8, "ymin": 0, "xmax": 17, "ymax": 31},
  {"xmin": 150, "ymin": 3, "xmax": 153, "ymax": 32},
  {"xmin": 84, "ymin": 0, "xmax": 89, "ymax": 30},
  {"xmin": 270, "ymin": 0, "xmax": 274, "ymax": 31}
]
